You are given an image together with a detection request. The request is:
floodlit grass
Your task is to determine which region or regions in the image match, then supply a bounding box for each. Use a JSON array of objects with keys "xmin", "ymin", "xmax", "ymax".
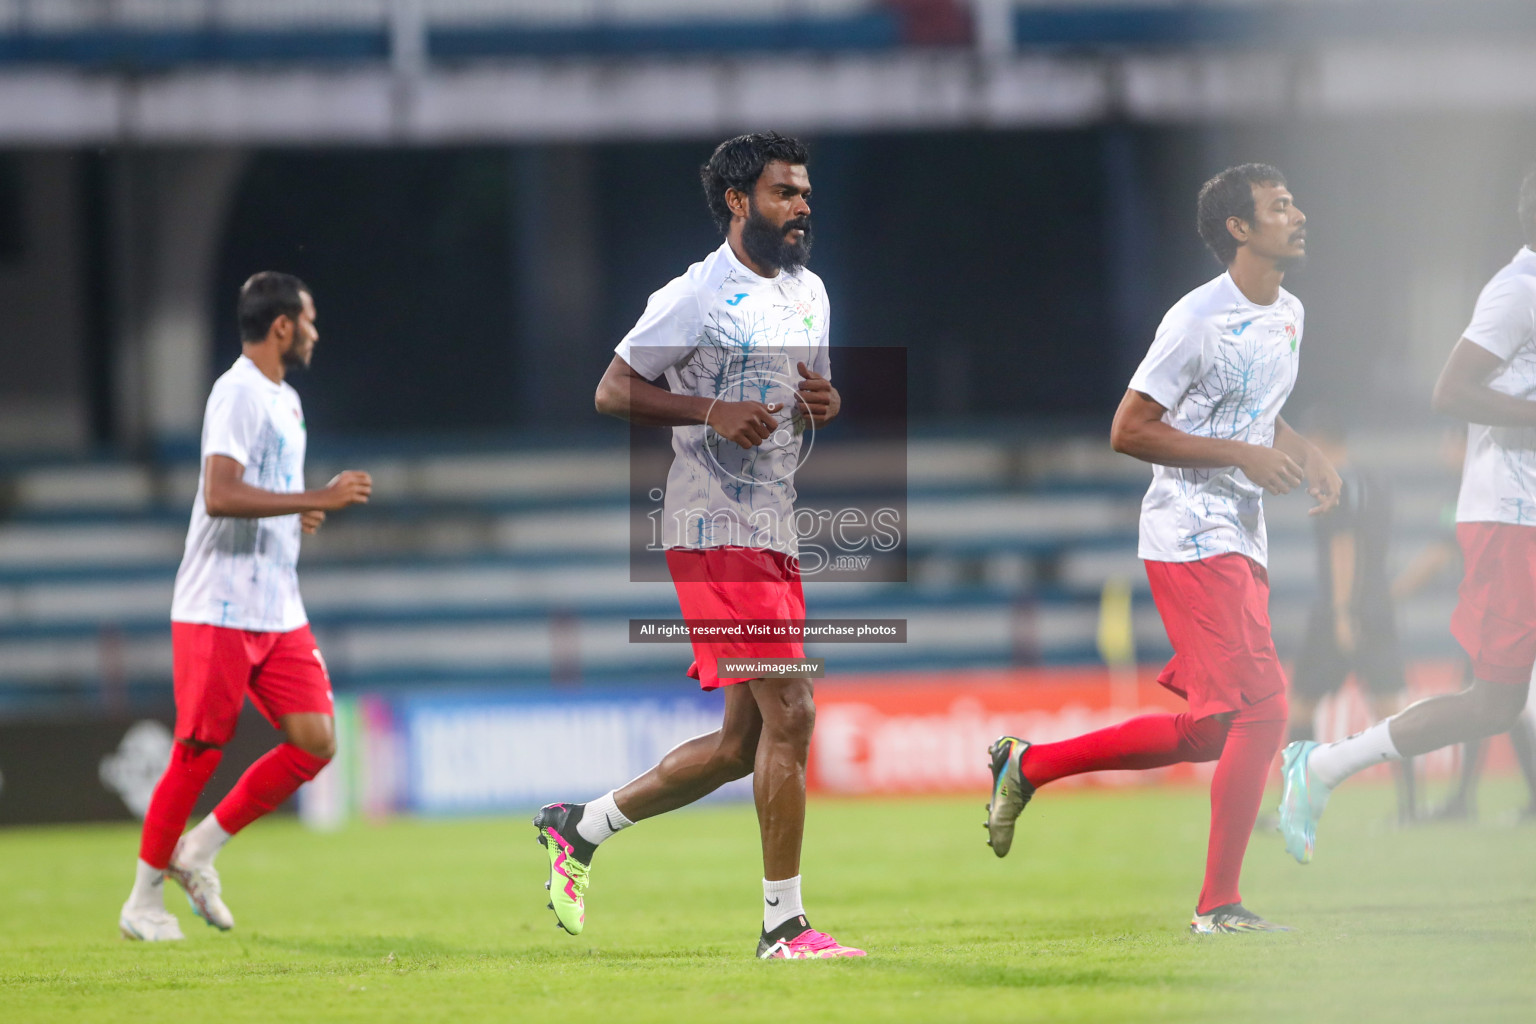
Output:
[{"xmin": 1, "ymin": 782, "xmax": 1532, "ymax": 1023}]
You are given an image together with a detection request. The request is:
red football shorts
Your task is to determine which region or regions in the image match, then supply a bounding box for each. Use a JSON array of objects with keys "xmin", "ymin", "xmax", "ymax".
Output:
[
  {"xmin": 665, "ymin": 546, "xmax": 806, "ymax": 690},
  {"xmin": 1451, "ymin": 522, "xmax": 1536, "ymax": 686},
  {"xmin": 171, "ymin": 622, "xmax": 334, "ymax": 746},
  {"xmin": 1144, "ymin": 553, "xmax": 1287, "ymax": 721}
]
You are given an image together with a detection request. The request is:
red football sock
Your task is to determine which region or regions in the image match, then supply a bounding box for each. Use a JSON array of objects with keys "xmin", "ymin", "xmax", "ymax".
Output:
[
  {"xmin": 1197, "ymin": 712, "xmax": 1286, "ymax": 914},
  {"xmin": 138, "ymin": 741, "xmax": 223, "ymax": 869},
  {"xmin": 1019, "ymin": 713, "xmax": 1228, "ymax": 787},
  {"xmin": 212, "ymin": 743, "xmax": 330, "ymax": 835}
]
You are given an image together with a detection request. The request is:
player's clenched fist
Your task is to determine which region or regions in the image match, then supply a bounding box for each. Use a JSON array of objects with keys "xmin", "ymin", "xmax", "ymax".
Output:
[
  {"xmin": 300, "ymin": 509, "xmax": 326, "ymax": 534},
  {"xmin": 318, "ymin": 470, "xmax": 372, "ymax": 510},
  {"xmin": 707, "ymin": 401, "xmax": 782, "ymax": 449},
  {"xmin": 1303, "ymin": 456, "xmax": 1342, "ymax": 517},
  {"xmin": 1238, "ymin": 445, "xmax": 1304, "ymax": 495},
  {"xmin": 795, "ymin": 361, "xmax": 839, "ymax": 427}
]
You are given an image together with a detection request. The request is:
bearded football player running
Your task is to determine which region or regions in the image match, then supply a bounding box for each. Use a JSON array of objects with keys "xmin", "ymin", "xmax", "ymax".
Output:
[
  {"xmin": 118, "ymin": 273, "xmax": 371, "ymax": 941},
  {"xmin": 986, "ymin": 165, "xmax": 1340, "ymax": 934},
  {"xmin": 532, "ymin": 132, "xmax": 862, "ymax": 959}
]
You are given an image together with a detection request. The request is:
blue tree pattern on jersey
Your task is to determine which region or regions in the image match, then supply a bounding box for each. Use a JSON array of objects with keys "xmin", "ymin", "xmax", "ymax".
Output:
[
  {"xmin": 1169, "ymin": 306, "xmax": 1297, "ymax": 559},
  {"xmin": 672, "ymin": 269, "xmax": 813, "ymax": 548},
  {"xmin": 212, "ymin": 395, "xmax": 306, "ymax": 627}
]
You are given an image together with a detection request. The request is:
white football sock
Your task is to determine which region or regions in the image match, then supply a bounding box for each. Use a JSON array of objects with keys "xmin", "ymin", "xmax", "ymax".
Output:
[
  {"xmin": 127, "ymin": 859, "xmax": 166, "ymax": 910},
  {"xmin": 176, "ymin": 814, "xmax": 232, "ymax": 868},
  {"xmin": 1309, "ymin": 720, "xmax": 1402, "ymax": 789},
  {"xmin": 763, "ymin": 875, "xmax": 805, "ymax": 933},
  {"xmin": 575, "ymin": 791, "xmax": 633, "ymax": 847}
]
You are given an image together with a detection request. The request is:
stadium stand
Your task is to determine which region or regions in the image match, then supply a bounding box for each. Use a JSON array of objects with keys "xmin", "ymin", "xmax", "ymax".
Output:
[
  {"xmin": 1, "ymin": 1, "xmax": 1530, "ymax": 147},
  {"xmin": 0, "ymin": 2, "xmax": 1500, "ymax": 712},
  {"xmin": 0, "ymin": 1, "xmax": 1531, "ymax": 70},
  {"xmin": 0, "ymin": 430, "xmax": 1461, "ymax": 714}
]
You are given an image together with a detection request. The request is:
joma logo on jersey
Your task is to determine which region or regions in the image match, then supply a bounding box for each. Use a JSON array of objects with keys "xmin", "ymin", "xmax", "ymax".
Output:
[{"xmin": 726, "ymin": 293, "xmax": 748, "ymax": 306}]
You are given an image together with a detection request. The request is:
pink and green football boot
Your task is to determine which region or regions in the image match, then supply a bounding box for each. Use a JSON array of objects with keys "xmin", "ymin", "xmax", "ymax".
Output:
[
  {"xmin": 757, "ymin": 915, "xmax": 866, "ymax": 959},
  {"xmin": 534, "ymin": 803, "xmax": 595, "ymax": 936}
]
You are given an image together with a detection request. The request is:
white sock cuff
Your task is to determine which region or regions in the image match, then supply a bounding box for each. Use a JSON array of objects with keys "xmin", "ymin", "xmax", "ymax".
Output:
[
  {"xmin": 178, "ymin": 814, "xmax": 232, "ymax": 866},
  {"xmin": 575, "ymin": 791, "xmax": 634, "ymax": 846},
  {"xmin": 128, "ymin": 859, "xmax": 166, "ymax": 909},
  {"xmin": 604, "ymin": 792, "xmax": 634, "ymax": 829},
  {"xmin": 1313, "ymin": 720, "xmax": 1401, "ymax": 789},
  {"xmin": 763, "ymin": 875, "xmax": 805, "ymax": 933},
  {"xmin": 1377, "ymin": 720, "xmax": 1402, "ymax": 760}
]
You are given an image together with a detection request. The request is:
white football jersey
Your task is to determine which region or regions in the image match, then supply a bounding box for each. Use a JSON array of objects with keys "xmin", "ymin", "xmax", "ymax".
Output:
[
  {"xmin": 170, "ymin": 356, "xmax": 309, "ymax": 632},
  {"xmin": 1128, "ymin": 271, "xmax": 1303, "ymax": 567},
  {"xmin": 615, "ymin": 241, "xmax": 831, "ymax": 555},
  {"xmin": 1455, "ymin": 247, "xmax": 1536, "ymax": 526}
]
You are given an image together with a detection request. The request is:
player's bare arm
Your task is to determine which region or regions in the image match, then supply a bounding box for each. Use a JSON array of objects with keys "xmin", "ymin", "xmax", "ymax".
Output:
[
  {"xmin": 1110, "ymin": 388, "xmax": 1303, "ymax": 494},
  {"xmin": 1275, "ymin": 415, "xmax": 1342, "ymax": 515},
  {"xmin": 594, "ymin": 355, "xmax": 782, "ymax": 449},
  {"xmin": 795, "ymin": 360, "xmax": 839, "ymax": 428},
  {"xmin": 203, "ymin": 455, "xmax": 371, "ymax": 518},
  {"xmin": 1431, "ymin": 337, "xmax": 1536, "ymax": 426}
]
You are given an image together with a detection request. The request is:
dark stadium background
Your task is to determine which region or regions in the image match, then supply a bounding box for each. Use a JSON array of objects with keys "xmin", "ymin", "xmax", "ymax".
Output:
[{"xmin": 1, "ymin": 0, "xmax": 1533, "ymax": 826}]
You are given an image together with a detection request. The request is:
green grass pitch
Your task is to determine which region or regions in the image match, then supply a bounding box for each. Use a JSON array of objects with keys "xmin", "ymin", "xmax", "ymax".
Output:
[{"xmin": 2, "ymin": 782, "xmax": 1532, "ymax": 1023}]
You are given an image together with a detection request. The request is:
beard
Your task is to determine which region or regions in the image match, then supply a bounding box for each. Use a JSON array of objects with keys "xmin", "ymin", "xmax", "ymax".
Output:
[
  {"xmin": 741, "ymin": 202, "xmax": 812, "ymax": 272},
  {"xmin": 281, "ymin": 343, "xmax": 312, "ymax": 371}
]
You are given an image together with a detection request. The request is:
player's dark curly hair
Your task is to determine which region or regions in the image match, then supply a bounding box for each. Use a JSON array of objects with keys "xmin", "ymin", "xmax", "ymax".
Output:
[
  {"xmin": 237, "ymin": 271, "xmax": 310, "ymax": 342},
  {"xmin": 1196, "ymin": 163, "xmax": 1287, "ymax": 266},
  {"xmin": 1519, "ymin": 164, "xmax": 1536, "ymax": 248},
  {"xmin": 700, "ymin": 132, "xmax": 810, "ymax": 235}
]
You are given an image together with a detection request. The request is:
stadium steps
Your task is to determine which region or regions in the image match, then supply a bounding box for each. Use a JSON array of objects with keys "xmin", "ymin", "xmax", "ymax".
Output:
[{"xmin": 0, "ymin": 432, "xmax": 1463, "ymax": 711}]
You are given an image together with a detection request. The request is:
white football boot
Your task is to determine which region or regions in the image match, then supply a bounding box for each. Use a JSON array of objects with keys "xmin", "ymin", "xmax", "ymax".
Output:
[
  {"xmin": 167, "ymin": 840, "xmax": 235, "ymax": 931},
  {"xmin": 119, "ymin": 904, "xmax": 185, "ymax": 942}
]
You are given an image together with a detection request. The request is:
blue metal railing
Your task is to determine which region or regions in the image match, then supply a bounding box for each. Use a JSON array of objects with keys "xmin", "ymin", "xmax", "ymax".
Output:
[
  {"xmin": 0, "ymin": 3, "xmax": 1531, "ymax": 70},
  {"xmin": 0, "ymin": 3, "xmax": 904, "ymax": 69},
  {"xmin": 1011, "ymin": 2, "xmax": 1536, "ymax": 48},
  {"xmin": 0, "ymin": 28, "xmax": 388, "ymax": 66},
  {"xmin": 430, "ymin": 12, "xmax": 900, "ymax": 60}
]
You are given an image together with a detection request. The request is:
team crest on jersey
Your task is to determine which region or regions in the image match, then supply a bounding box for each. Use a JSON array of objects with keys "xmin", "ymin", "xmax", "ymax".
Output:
[{"xmin": 1284, "ymin": 323, "xmax": 1297, "ymax": 351}]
